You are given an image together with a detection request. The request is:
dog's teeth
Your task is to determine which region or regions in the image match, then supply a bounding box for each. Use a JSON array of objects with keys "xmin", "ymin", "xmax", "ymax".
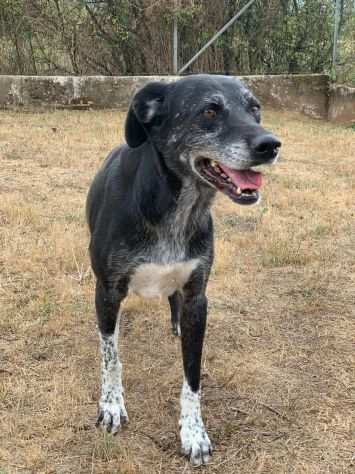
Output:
[
  {"xmin": 211, "ymin": 161, "xmax": 217, "ymax": 167},
  {"xmin": 226, "ymin": 178, "xmax": 231, "ymax": 182},
  {"xmin": 221, "ymin": 173, "xmax": 227, "ymax": 178},
  {"xmin": 236, "ymin": 187, "xmax": 242, "ymax": 195}
]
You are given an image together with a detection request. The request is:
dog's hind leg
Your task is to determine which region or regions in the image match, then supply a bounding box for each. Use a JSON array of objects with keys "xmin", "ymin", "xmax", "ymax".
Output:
[
  {"xmin": 95, "ymin": 279, "xmax": 128, "ymax": 434},
  {"xmin": 179, "ymin": 283, "xmax": 212, "ymax": 465},
  {"xmin": 168, "ymin": 291, "xmax": 182, "ymax": 336}
]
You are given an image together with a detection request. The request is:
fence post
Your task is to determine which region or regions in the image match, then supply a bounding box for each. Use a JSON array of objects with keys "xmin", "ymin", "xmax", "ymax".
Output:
[
  {"xmin": 173, "ymin": 14, "xmax": 178, "ymax": 74},
  {"xmin": 332, "ymin": 0, "xmax": 341, "ymax": 72},
  {"xmin": 173, "ymin": 2, "xmax": 178, "ymax": 74}
]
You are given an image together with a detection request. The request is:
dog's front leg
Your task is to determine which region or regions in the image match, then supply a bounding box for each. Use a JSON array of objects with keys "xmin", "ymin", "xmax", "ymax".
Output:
[
  {"xmin": 95, "ymin": 279, "xmax": 128, "ymax": 434},
  {"xmin": 179, "ymin": 287, "xmax": 212, "ymax": 465}
]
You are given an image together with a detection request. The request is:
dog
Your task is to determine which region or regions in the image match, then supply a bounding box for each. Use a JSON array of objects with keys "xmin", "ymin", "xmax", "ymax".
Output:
[{"xmin": 86, "ymin": 74, "xmax": 281, "ymax": 465}]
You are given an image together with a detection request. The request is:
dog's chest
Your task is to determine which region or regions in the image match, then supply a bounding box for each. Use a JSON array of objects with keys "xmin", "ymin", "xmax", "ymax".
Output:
[
  {"xmin": 129, "ymin": 259, "xmax": 199, "ymax": 299},
  {"xmin": 128, "ymin": 187, "xmax": 202, "ymax": 299}
]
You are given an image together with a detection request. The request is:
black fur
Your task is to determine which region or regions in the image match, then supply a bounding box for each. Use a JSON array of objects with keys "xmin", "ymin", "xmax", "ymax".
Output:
[{"xmin": 86, "ymin": 74, "xmax": 281, "ymax": 461}]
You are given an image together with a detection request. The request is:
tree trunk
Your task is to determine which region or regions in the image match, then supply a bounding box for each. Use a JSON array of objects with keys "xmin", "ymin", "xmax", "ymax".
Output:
[{"xmin": 223, "ymin": 0, "xmax": 238, "ymax": 74}]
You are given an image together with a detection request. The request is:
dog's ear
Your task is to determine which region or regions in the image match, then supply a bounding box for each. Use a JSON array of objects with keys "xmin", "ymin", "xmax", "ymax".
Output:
[{"xmin": 125, "ymin": 82, "xmax": 169, "ymax": 148}]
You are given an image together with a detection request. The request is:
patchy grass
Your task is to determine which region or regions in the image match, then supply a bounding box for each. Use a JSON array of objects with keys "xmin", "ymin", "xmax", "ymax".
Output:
[{"xmin": 0, "ymin": 108, "xmax": 354, "ymax": 474}]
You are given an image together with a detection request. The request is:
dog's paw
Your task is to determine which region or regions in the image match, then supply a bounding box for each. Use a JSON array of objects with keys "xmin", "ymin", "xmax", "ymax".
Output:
[
  {"xmin": 96, "ymin": 398, "xmax": 128, "ymax": 435},
  {"xmin": 180, "ymin": 420, "xmax": 212, "ymax": 465}
]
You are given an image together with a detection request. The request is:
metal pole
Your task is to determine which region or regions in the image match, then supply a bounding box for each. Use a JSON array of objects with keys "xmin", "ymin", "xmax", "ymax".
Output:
[
  {"xmin": 173, "ymin": 13, "xmax": 178, "ymax": 74},
  {"xmin": 178, "ymin": 0, "xmax": 257, "ymax": 75},
  {"xmin": 332, "ymin": 0, "xmax": 341, "ymax": 69}
]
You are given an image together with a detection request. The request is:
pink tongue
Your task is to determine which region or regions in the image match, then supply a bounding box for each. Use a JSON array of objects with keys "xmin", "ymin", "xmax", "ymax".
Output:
[{"xmin": 219, "ymin": 165, "xmax": 262, "ymax": 190}]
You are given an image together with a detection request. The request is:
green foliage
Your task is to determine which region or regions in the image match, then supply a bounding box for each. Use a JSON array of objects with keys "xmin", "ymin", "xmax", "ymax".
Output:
[
  {"xmin": 329, "ymin": 68, "xmax": 337, "ymax": 82},
  {"xmin": 165, "ymin": 3, "xmax": 202, "ymax": 25},
  {"xmin": 0, "ymin": 0, "xmax": 353, "ymax": 83},
  {"xmin": 336, "ymin": 6, "xmax": 355, "ymax": 85}
]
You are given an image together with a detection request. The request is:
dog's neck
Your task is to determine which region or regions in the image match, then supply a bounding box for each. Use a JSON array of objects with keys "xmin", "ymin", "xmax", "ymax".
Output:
[
  {"xmin": 133, "ymin": 144, "xmax": 215, "ymax": 236},
  {"xmin": 167, "ymin": 175, "xmax": 215, "ymax": 239}
]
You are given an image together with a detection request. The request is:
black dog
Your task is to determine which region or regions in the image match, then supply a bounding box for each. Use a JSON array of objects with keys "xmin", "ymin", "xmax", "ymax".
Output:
[{"xmin": 86, "ymin": 74, "xmax": 281, "ymax": 465}]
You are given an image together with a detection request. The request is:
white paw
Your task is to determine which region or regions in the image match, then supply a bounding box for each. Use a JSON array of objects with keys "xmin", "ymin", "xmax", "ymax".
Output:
[
  {"xmin": 96, "ymin": 395, "xmax": 128, "ymax": 434},
  {"xmin": 180, "ymin": 417, "xmax": 212, "ymax": 465}
]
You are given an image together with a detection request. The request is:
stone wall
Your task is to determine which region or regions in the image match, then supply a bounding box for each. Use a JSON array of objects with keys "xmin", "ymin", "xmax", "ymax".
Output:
[
  {"xmin": 0, "ymin": 74, "xmax": 353, "ymax": 124},
  {"xmin": 328, "ymin": 84, "xmax": 355, "ymax": 124},
  {"xmin": 242, "ymin": 74, "xmax": 329, "ymax": 120}
]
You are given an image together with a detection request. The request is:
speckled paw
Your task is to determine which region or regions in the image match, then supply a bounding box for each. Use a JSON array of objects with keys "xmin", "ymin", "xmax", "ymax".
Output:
[
  {"xmin": 180, "ymin": 424, "xmax": 212, "ymax": 465},
  {"xmin": 96, "ymin": 400, "xmax": 128, "ymax": 435}
]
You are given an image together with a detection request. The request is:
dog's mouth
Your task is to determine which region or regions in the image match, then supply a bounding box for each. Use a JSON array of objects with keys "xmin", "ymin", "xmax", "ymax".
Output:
[{"xmin": 195, "ymin": 159, "xmax": 262, "ymax": 205}]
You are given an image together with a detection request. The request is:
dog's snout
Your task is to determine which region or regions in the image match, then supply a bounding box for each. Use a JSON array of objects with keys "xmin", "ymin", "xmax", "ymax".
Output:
[{"xmin": 252, "ymin": 134, "xmax": 281, "ymax": 162}]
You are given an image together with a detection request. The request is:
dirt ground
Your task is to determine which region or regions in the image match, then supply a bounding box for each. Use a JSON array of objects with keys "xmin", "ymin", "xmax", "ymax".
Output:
[{"xmin": 0, "ymin": 108, "xmax": 354, "ymax": 474}]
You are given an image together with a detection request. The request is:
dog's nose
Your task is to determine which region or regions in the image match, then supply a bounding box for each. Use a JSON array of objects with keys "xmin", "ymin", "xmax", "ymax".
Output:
[{"xmin": 252, "ymin": 134, "xmax": 281, "ymax": 162}]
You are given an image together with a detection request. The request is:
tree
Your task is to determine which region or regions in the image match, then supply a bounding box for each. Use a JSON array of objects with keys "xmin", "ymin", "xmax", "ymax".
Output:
[{"xmin": 0, "ymin": 0, "xmax": 353, "ymax": 84}]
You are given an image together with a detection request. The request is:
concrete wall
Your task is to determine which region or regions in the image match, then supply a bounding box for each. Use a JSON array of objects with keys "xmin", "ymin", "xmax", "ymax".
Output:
[
  {"xmin": 242, "ymin": 74, "xmax": 329, "ymax": 120},
  {"xmin": 328, "ymin": 84, "xmax": 355, "ymax": 124},
  {"xmin": 0, "ymin": 74, "xmax": 353, "ymax": 124}
]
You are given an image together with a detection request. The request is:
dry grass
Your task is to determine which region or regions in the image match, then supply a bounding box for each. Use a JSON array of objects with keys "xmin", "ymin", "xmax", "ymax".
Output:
[{"xmin": 0, "ymin": 108, "xmax": 354, "ymax": 474}]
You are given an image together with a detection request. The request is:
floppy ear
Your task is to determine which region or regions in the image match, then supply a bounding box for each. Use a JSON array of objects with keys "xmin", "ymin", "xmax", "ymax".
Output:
[{"xmin": 125, "ymin": 82, "xmax": 169, "ymax": 148}]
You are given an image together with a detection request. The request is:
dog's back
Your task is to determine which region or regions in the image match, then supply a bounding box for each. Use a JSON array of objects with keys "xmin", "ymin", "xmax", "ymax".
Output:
[{"xmin": 86, "ymin": 144, "xmax": 135, "ymax": 233}]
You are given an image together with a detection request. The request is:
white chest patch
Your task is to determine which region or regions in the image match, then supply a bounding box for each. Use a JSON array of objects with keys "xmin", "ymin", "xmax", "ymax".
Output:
[{"xmin": 129, "ymin": 259, "xmax": 199, "ymax": 299}]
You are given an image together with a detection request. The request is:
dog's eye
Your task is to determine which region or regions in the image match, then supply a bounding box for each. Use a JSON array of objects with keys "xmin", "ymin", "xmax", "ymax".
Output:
[
  {"xmin": 203, "ymin": 108, "xmax": 218, "ymax": 119},
  {"xmin": 250, "ymin": 104, "xmax": 261, "ymax": 122}
]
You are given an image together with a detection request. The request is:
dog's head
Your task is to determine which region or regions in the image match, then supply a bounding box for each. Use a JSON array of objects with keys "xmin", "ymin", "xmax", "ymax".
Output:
[{"xmin": 125, "ymin": 75, "xmax": 281, "ymax": 205}]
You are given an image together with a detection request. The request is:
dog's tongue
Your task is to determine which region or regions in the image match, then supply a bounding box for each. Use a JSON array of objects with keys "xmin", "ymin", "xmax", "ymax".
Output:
[{"xmin": 219, "ymin": 165, "xmax": 262, "ymax": 190}]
